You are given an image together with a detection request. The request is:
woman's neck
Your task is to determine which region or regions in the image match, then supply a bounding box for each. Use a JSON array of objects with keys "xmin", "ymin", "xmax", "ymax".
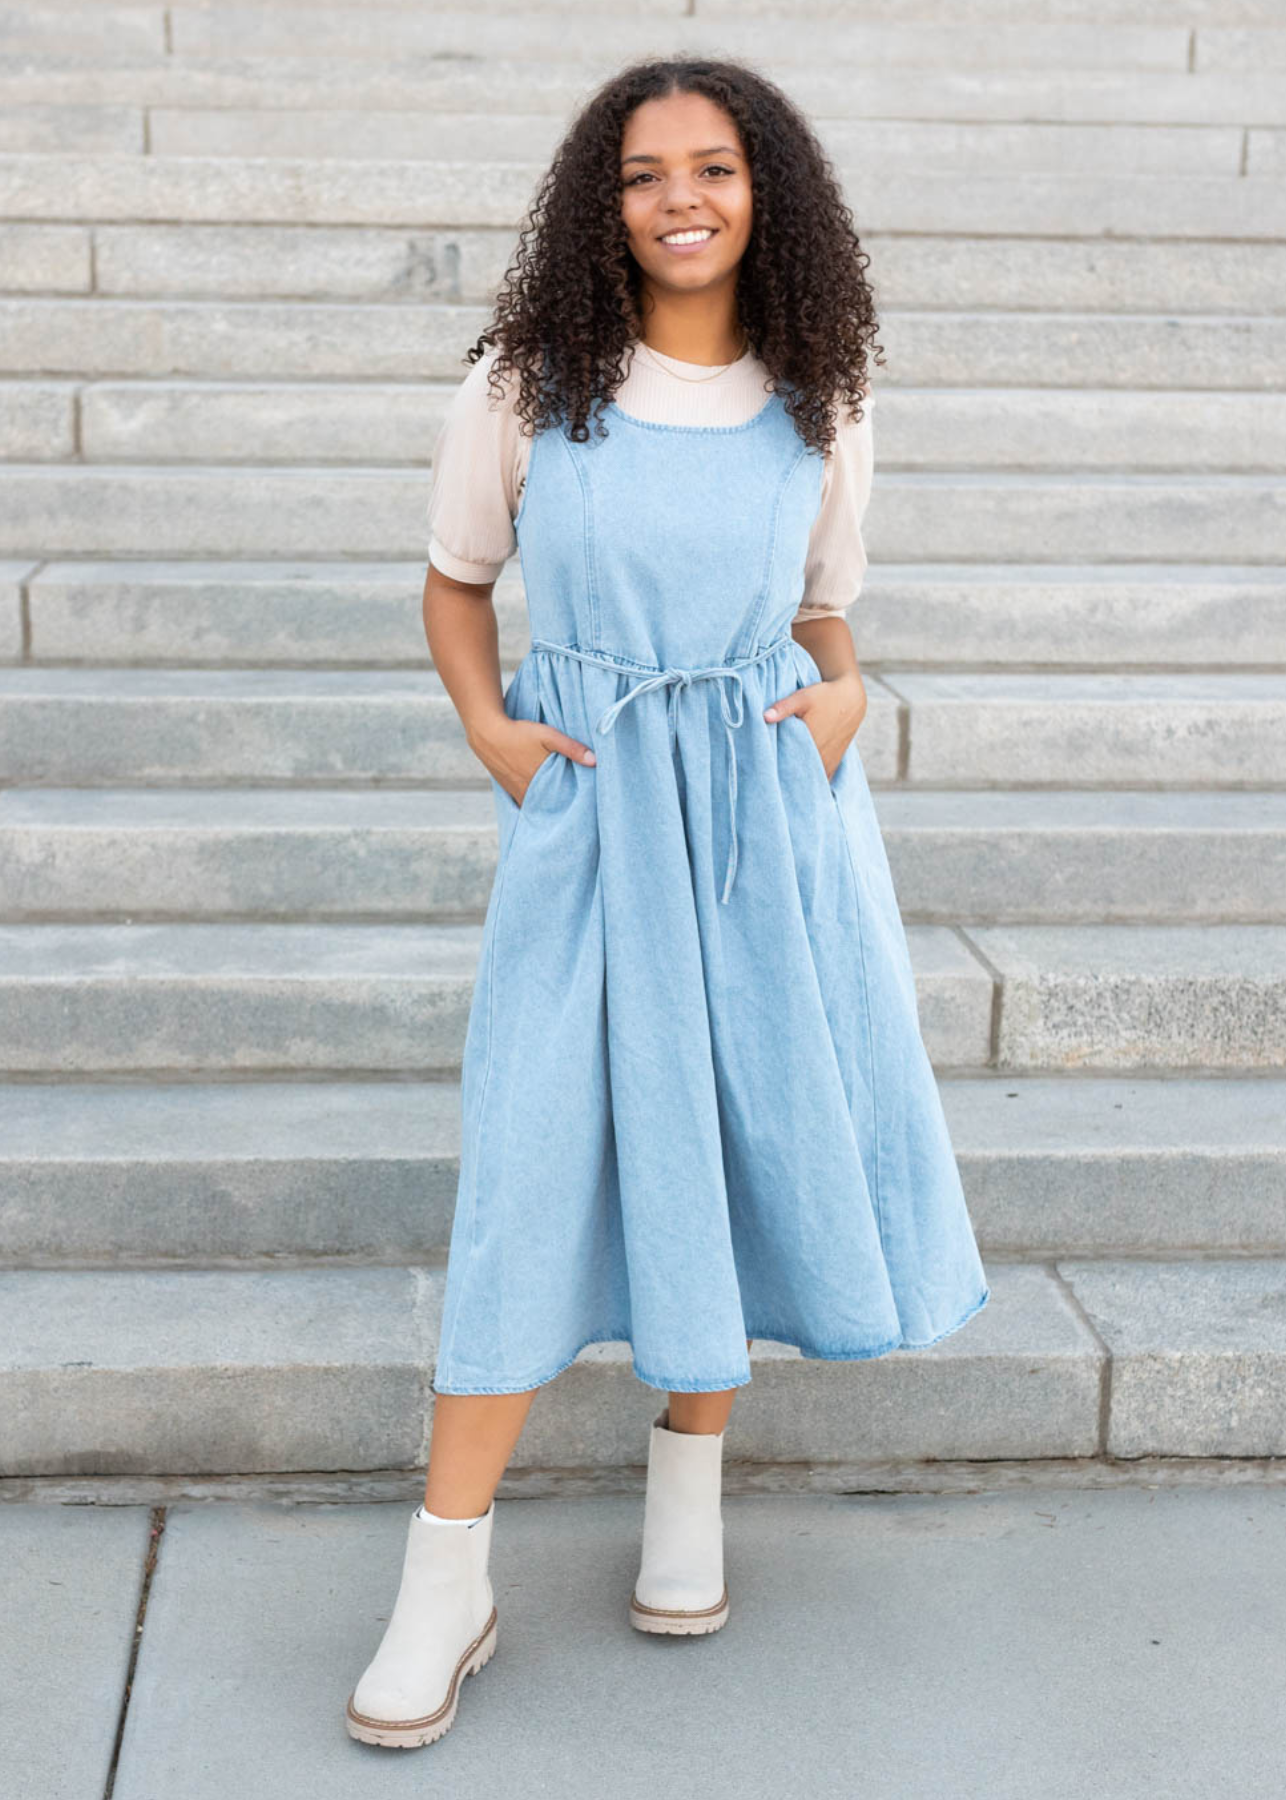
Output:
[{"xmin": 631, "ymin": 297, "xmax": 746, "ymax": 367}]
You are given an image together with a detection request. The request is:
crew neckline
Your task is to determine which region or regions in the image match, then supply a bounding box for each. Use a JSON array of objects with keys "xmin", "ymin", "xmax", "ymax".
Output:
[
  {"xmin": 630, "ymin": 338, "xmax": 753, "ymax": 375},
  {"xmin": 605, "ymin": 393, "xmax": 777, "ymax": 433}
]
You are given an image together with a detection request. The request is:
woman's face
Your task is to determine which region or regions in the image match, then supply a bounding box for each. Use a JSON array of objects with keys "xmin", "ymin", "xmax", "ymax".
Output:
[{"xmin": 619, "ymin": 91, "xmax": 752, "ymax": 300}]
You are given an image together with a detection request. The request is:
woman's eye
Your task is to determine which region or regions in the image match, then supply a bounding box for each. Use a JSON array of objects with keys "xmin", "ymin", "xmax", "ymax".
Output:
[{"xmin": 623, "ymin": 165, "xmax": 734, "ymax": 186}]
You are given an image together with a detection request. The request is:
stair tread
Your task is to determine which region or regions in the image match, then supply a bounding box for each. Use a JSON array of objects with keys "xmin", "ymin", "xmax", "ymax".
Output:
[
  {"xmin": 3, "ymin": 784, "xmax": 1282, "ymax": 825},
  {"xmin": 0, "ymin": 1071, "xmax": 1279, "ymax": 1160}
]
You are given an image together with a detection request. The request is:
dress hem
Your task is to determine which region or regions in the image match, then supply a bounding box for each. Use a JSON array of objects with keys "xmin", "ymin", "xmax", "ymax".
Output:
[{"xmin": 430, "ymin": 1285, "xmax": 991, "ymax": 1398}]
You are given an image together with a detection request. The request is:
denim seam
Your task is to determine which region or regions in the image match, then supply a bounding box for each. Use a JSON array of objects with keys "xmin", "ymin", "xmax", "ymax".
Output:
[
  {"xmin": 900, "ymin": 1283, "xmax": 990, "ymax": 1349},
  {"xmin": 461, "ymin": 740, "xmax": 566, "ymax": 1317},
  {"xmin": 737, "ymin": 433, "xmax": 810, "ymax": 657},
  {"xmin": 833, "ymin": 781, "xmax": 884, "ymax": 1248},
  {"xmin": 433, "ymin": 1326, "xmax": 633, "ymax": 1396},
  {"xmin": 431, "ymin": 1291, "xmax": 991, "ymax": 1397},
  {"xmin": 552, "ymin": 424, "xmax": 599, "ymax": 644},
  {"xmin": 633, "ymin": 1364, "xmax": 753, "ymax": 1393},
  {"xmin": 450, "ymin": 766, "xmax": 532, "ymax": 1341},
  {"xmin": 750, "ymin": 1285, "xmax": 990, "ymax": 1359}
]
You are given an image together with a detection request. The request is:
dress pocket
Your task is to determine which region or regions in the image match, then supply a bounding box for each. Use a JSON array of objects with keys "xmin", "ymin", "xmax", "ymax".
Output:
[
  {"xmin": 493, "ymin": 747, "xmax": 560, "ymax": 817},
  {"xmin": 516, "ymin": 748, "xmax": 560, "ymax": 811},
  {"xmin": 783, "ymin": 711, "xmax": 838, "ymax": 791}
]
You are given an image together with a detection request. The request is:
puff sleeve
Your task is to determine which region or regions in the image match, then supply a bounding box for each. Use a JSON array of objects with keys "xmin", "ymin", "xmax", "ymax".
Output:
[
  {"xmin": 793, "ymin": 387, "xmax": 874, "ymax": 623},
  {"xmin": 427, "ymin": 349, "xmax": 528, "ymax": 584}
]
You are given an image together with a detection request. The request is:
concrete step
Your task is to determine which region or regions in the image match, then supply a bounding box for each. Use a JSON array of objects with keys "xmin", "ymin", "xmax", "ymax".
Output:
[
  {"xmin": 173, "ymin": 14, "xmax": 1282, "ymax": 80},
  {"xmin": 0, "ymin": 9, "xmax": 1204, "ymax": 75},
  {"xmin": 11, "ymin": 561, "xmax": 1286, "ymax": 672},
  {"xmin": 967, "ymin": 922, "xmax": 1286, "ymax": 1069},
  {"xmin": 0, "ymin": 667, "xmax": 894, "ymax": 784},
  {"xmin": 1, "ymin": 1074, "xmax": 1282, "ymax": 1267},
  {"xmin": 0, "ymin": 563, "xmax": 23, "ymax": 659},
  {"xmin": 0, "ymin": 787, "xmax": 503, "ymax": 922},
  {"xmin": 20, "ymin": 0, "xmax": 1279, "ymax": 23},
  {"xmin": 4, "ymin": 296, "xmax": 1284, "ymax": 388},
  {"xmin": 91, "ymin": 110, "xmax": 1259, "ymax": 176},
  {"xmin": 872, "ymin": 789, "xmax": 1286, "ymax": 923},
  {"xmin": 0, "ymin": 921, "xmax": 1282, "ymax": 1074},
  {"xmin": 0, "ymin": 920, "xmax": 992, "ymax": 1075},
  {"xmin": 4, "ymin": 155, "xmax": 1284, "ymax": 241},
  {"xmin": 0, "ymin": 101, "xmax": 142, "ymax": 158},
  {"xmin": 0, "ymin": 101, "xmax": 1262, "ymax": 175},
  {"xmin": 5, "ymin": 223, "xmax": 1284, "ymax": 316},
  {"xmin": 8, "ymin": 379, "xmax": 1279, "ymax": 471},
  {"xmin": 887, "ymin": 671, "xmax": 1286, "ymax": 787},
  {"xmin": 1200, "ymin": 26, "xmax": 1286, "ymax": 70},
  {"xmin": 848, "ymin": 564, "xmax": 1286, "ymax": 669},
  {"xmin": 0, "ymin": 667, "xmax": 518, "ymax": 786},
  {"xmin": 0, "ymin": 380, "xmax": 75, "ymax": 460},
  {"xmin": 4, "ymin": 57, "xmax": 1284, "ymax": 132},
  {"xmin": 4, "ymin": 467, "xmax": 1284, "ymax": 563},
  {"xmin": 715, "ymin": 0, "xmax": 1284, "ymax": 22},
  {"xmin": 144, "ymin": 11, "xmax": 1286, "ymax": 85},
  {"xmin": 159, "ymin": 11, "xmax": 1200, "ymax": 75},
  {"xmin": 3, "ymin": 668, "xmax": 1283, "ymax": 788},
  {"xmin": 3, "ymin": 787, "xmax": 1284, "ymax": 926},
  {"xmin": 14, "ymin": 558, "xmax": 515, "ymax": 668},
  {"xmin": 4, "ymin": 1254, "xmax": 1285, "ymax": 1474}
]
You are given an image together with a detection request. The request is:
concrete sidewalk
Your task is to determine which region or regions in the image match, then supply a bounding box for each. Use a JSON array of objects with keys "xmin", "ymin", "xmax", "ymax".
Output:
[{"xmin": 6, "ymin": 1484, "xmax": 1285, "ymax": 1799}]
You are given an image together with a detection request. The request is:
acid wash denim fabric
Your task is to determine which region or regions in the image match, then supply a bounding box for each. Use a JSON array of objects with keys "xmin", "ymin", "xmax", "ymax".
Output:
[{"xmin": 431, "ymin": 390, "xmax": 990, "ymax": 1396}]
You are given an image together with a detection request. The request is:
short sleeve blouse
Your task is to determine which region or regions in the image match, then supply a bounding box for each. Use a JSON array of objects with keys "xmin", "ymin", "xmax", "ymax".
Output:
[{"xmin": 427, "ymin": 342, "xmax": 874, "ymax": 623}]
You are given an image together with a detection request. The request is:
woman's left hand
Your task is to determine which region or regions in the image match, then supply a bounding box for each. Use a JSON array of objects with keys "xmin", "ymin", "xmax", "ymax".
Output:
[{"xmin": 764, "ymin": 670, "xmax": 867, "ymax": 782}]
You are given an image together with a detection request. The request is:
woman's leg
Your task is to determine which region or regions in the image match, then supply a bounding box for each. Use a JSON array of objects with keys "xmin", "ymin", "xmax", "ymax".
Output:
[
  {"xmin": 426, "ymin": 1331, "xmax": 754, "ymax": 1508},
  {"xmin": 424, "ymin": 1331, "xmax": 754, "ymax": 1511},
  {"xmin": 347, "ymin": 1390, "xmax": 534, "ymax": 1744},
  {"xmin": 666, "ymin": 1337, "xmax": 753, "ymax": 1434},
  {"xmin": 423, "ymin": 1389, "xmax": 540, "ymax": 1517},
  {"xmin": 630, "ymin": 1337, "xmax": 750, "ymax": 1633}
]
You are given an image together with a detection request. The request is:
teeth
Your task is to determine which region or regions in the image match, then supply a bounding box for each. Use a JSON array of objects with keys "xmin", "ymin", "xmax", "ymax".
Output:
[{"xmin": 661, "ymin": 228, "xmax": 714, "ymax": 245}]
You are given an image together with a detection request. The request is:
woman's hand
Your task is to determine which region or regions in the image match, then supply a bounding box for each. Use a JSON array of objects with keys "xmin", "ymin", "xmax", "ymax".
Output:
[
  {"xmin": 763, "ymin": 669, "xmax": 867, "ymax": 782},
  {"xmin": 468, "ymin": 715, "xmax": 596, "ymax": 807}
]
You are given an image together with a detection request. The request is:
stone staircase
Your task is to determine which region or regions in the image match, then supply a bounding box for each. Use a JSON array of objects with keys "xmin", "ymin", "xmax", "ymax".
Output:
[{"xmin": 2, "ymin": 0, "xmax": 1284, "ymax": 1484}]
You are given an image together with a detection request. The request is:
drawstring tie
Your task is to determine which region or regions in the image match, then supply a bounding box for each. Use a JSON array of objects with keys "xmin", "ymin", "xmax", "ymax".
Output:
[{"xmin": 530, "ymin": 637, "xmax": 792, "ymax": 905}]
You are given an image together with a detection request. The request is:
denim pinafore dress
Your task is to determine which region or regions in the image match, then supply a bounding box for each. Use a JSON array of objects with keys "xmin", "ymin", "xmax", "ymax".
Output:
[{"xmin": 431, "ymin": 386, "xmax": 990, "ymax": 1396}]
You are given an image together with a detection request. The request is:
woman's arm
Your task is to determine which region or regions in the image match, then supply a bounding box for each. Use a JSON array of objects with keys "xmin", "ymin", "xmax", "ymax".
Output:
[
  {"xmin": 766, "ymin": 614, "xmax": 867, "ymax": 782},
  {"xmin": 423, "ymin": 563, "xmax": 596, "ymax": 806},
  {"xmin": 767, "ymin": 388, "xmax": 874, "ymax": 778}
]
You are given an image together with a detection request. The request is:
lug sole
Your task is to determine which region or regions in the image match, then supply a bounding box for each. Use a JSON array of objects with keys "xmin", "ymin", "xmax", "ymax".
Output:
[
  {"xmin": 628, "ymin": 1584, "xmax": 730, "ymax": 1635},
  {"xmin": 344, "ymin": 1605, "xmax": 498, "ymax": 1748}
]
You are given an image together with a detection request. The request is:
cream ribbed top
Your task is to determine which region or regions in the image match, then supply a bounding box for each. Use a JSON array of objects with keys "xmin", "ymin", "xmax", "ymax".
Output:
[{"xmin": 427, "ymin": 339, "xmax": 874, "ymax": 622}]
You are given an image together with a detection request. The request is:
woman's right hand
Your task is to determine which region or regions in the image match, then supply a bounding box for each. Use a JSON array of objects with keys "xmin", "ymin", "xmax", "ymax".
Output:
[{"xmin": 469, "ymin": 716, "xmax": 596, "ymax": 808}]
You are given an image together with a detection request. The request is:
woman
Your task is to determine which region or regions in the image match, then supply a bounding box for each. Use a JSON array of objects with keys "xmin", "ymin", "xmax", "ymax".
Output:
[{"xmin": 346, "ymin": 56, "xmax": 989, "ymax": 1749}]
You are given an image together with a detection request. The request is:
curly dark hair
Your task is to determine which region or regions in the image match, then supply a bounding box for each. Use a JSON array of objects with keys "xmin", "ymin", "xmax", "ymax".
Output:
[{"xmin": 465, "ymin": 56, "xmax": 885, "ymax": 456}]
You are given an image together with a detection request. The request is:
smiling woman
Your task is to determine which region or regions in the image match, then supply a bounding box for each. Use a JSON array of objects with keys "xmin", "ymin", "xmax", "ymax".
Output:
[
  {"xmin": 619, "ymin": 96, "xmax": 754, "ymax": 338},
  {"xmin": 619, "ymin": 103, "xmax": 752, "ymax": 286},
  {"xmin": 345, "ymin": 56, "xmax": 989, "ymax": 1751}
]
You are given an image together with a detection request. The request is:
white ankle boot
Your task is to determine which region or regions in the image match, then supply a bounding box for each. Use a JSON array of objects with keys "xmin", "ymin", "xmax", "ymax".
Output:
[
  {"xmin": 629, "ymin": 1406, "xmax": 729, "ymax": 1635},
  {"xmin": 345, "ymin": 1501, "xmax": 498, "ymax": 1748}
]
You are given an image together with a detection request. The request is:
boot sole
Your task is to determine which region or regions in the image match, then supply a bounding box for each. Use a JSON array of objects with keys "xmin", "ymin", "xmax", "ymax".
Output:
[
  {"xmin": 628, "ymin": 1585, "xmax": 729, "ymax": 1635},
  {"xmin": 344, "ymin": 1605, "xmax": 498, "ymax": 1748}
]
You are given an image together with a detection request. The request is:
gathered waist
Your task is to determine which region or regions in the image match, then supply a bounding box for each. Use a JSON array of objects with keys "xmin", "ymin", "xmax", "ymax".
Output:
[
  {"xmin": 528, "ymin": 634, "xmax": 796, "ymax": 684},
  {"xmin": 527, "ymin": 634, "xmax": 801, "ymax": 906}
]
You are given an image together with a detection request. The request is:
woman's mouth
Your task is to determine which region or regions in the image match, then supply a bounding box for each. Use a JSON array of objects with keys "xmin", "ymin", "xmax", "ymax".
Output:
[{"xmin": 657, "ymin": 227, "xmax": 717, "ymax": 255}]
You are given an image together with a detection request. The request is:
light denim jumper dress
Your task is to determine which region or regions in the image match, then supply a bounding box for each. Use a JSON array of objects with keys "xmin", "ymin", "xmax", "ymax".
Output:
[{"xmin": 431, "ymin": 383, "xmax": 990, "ymax": 1396}]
